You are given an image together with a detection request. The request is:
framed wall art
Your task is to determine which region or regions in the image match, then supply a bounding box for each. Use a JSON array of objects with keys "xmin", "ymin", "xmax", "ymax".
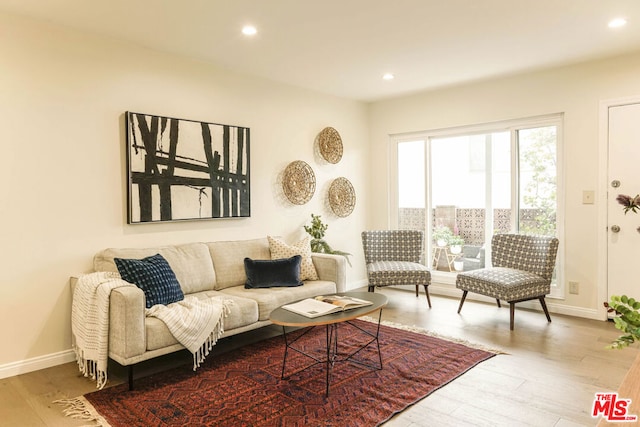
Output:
[{"xmin": 126, "ymin": 112, "xmax": 250, "ymax": 223}]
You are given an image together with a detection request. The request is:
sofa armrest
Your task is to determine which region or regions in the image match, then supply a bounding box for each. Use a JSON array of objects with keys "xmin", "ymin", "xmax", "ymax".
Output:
[
  {"xmin": 311, "ymin": 253, "xmax": 347, "ymax": 292},
  {"xmin": 108, "ymin": 286, "xmax": 146, "ymax": 361},
  {"xmin": 70, "ymin": 276, "xmax": 146, "ymax": 363}
]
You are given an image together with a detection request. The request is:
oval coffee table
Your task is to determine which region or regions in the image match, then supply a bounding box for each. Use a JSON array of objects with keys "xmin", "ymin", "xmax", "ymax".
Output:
[{"xmin": 270, "ymin": 291, "xmax": 388, "ymax": 396}]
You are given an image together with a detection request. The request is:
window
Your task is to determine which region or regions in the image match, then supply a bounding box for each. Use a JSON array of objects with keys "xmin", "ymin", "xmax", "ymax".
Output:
[{"xmin": 392, "ymin": 115, "xmax": 563, "ymax": 297}]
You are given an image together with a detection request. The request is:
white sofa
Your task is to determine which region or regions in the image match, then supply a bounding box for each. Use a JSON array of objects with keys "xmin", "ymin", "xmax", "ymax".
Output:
[{"xmin": 73, "ymin": 237, "xmax": 347, "ymax": 388}]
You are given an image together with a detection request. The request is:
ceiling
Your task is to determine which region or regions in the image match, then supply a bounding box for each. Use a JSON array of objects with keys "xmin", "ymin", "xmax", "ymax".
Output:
[{"xmin": 2, "ymin": 0, "xmax": 640, "ymax": 102}]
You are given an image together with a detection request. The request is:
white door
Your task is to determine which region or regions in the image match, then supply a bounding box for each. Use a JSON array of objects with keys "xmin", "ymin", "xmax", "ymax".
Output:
[{"xmin": 607, "ymin": 104, "xmax": 640, "ymax": 300}]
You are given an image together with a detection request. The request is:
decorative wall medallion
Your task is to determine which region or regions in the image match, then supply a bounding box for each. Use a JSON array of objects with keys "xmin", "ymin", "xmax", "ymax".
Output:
[
  {"xmin": 328, "ymin": 177, "xmax": 356, "ymax": 217},
  {"xmin": 282, "ymin": 160, "xmax": 316, "ymax": 205},
  {"xmin": 318, "ymin": 127, "xmax": 343, "ymax": 164}
]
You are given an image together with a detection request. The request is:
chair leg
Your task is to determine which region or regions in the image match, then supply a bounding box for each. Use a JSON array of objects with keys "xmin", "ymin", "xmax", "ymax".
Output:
[
  {"xmin": 415, "ymin": 285, "xmax": 419, "ymax": 297},
  {"xmin": 457, "ymin": 291, "xmax": 468, "ymax": 313},
  {"xmin": 368, "ymin": 285, "xmax": 375, "ymax": 293},
  {"xmin": 496, "ymin": 299, "xmax": 501, "ymax": 308},
  {"xmin": 539, "ymin": 296, "xmax": 552, "ymax": 323},
  {"xmin": 509, "ymin": 302, "xmax": 515, "ymax": 331},
  {"xmin": 423, "ymin": 284, "xmax": 432, "ymax": 308}
]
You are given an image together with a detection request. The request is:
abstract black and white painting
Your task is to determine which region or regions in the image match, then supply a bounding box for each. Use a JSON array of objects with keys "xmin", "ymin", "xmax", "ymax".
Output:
[{"xmin": 126, "ymin": 112, "xmax": 250, "ymax": 223}]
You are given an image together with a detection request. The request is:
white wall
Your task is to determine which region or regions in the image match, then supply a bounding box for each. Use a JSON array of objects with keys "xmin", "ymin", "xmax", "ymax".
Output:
[
  {"xmin": 6, "ymin": 8, "xmax": 640, "ymax": 376},
  {"xmin": 368, "ymin": 51, "xmax": 640, "ymax": 317},
  {"xmin": 0, "ymin": 12, "xmax": 369, "ymax": 373}
]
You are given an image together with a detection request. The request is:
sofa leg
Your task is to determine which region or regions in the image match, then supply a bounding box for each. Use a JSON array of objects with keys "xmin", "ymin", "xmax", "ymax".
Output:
[
  {"xmin": 423, "ymin": 284, "xmax": 432, "ymax": 308},
  {"xmin": 368, "ymin": 285, "xmax": 375, "ymax": 293},
  {"xmin": 415, "ymin": 285, "xmax": 418, "ymax": 297},
  {"xmin": 128, "ymin": 365, "xmax": 134, "ymax": 391},
  {"xmin": 496, "ymin": 299, "xmax": 501, "ymax": 308},
  {"xmin": 457, "ymin": 291, "xmax": 468, "ymax": 314},
  {"xmin": 539, "ymin": 297, "xmax": 552, "ymax": 323}
]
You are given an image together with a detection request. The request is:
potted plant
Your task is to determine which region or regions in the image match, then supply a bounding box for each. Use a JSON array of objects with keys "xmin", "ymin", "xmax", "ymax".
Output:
[
  {"xmin": 453, "ymin": 259, "xmax": 464, "ymax": 271},
  {"xmin": 303, "ymin": 214, "xmax": 352, "ymax": 266},
  {"xmin": 433, "ymin": 226, "xmax": 453, "ymax": 247},
  {"xmin": 449, "ymin": 235, "xmax": 465, "ymax": 254}
]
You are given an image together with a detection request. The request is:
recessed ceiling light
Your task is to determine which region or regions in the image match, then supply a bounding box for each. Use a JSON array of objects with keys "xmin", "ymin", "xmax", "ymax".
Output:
[
  {"xmin": 608, "ymin": 18, "xmax": 627, "ymax": 28},
  {"xmin": 383, "ymin": 73, "xmax": 394, "ymax": 81},
  {"xmin": 242, "ymin": 25, "xmax": 257, "ymax": 36}
]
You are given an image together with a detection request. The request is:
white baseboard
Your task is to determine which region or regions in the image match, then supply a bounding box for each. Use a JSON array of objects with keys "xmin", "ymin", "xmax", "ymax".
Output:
[{"xmin": 0, "ymin": 349, "xmax": 75, "ymax": 380}]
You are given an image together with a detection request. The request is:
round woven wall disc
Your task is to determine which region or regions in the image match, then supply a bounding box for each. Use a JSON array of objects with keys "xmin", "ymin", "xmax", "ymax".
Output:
[
  {"xmin": 318, "ymin": 127, "xmax": 343, "ymax": 164},
  {"xmin": 282, "ymin": 160, "xmax": 316, "ymax": 205},
  {"xmin": 328, "ymin": 177, "xmax": 355, "ymax": 217}
]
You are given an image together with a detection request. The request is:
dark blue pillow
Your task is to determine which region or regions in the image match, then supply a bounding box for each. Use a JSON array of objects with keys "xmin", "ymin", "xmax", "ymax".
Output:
[
  {"xmin": 244, "ymin": 255, "xmax": 303, "ymax": 289},
  {"xmin": 114, "ymin": 253, "xmax": 184, "ymax": 308}
]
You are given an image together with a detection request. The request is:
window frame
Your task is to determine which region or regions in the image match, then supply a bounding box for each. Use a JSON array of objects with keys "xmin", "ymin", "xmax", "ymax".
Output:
[{"xmin": 390, "ymin": 113, "xmax": 565, "ymax": 299}]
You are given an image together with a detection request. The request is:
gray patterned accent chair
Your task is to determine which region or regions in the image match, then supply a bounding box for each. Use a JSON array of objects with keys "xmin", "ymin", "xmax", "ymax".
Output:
[
  {"xmin": 361, "ymin": 230, "xmax": 432, "ymax": 308},
  {"xmin": 456, "ymin": 233, "xmax": 559, "ymax": 330}
]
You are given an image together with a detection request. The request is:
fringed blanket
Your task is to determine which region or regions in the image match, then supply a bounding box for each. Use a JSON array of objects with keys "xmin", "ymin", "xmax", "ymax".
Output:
[
  {"xmin": 147, "ymin": 296, "xmax": 232, "ymax": 370},
  {"xmin": 72, "ymin": 272, "xmax": 133, "ymax": 390},
  {"xmin": 72, "ymin": 271, "xmax": 230, "ymax": 389}
]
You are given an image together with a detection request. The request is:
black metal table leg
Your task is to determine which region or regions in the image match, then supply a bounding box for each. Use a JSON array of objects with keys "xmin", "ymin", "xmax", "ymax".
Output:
[{"xmin": 278, "ymin": 308, "xmax": 385, "ymax": 397}]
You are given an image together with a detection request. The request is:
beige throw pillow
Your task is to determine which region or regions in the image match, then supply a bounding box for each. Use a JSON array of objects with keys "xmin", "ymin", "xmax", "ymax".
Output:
[{"xmin": 267, "ymin": 235, "xmax": 319, "ymax": 281}]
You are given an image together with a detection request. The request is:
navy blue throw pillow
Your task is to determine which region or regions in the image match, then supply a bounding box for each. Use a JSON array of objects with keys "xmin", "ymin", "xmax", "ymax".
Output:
[
  {"xmin": 244, "ymin": 255, "xmax": 303, "ymax": 289},
  {"xmin": 114, "ymin": 253, "xmax": 184, "ymax": 309}
]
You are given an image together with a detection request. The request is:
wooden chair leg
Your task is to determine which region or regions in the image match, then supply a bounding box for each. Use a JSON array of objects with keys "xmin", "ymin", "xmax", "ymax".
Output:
[
  {"xmin": 415, "ymin": 285, "xmax": 419, "ymax": 297},
  {"xmin": 496, "ymin": 299, "xmax": 501, "ymax": 308},
  {"xmin": 423, "ymin": 284, "xmax": 432, "ymax": 308},
  {"xmin": 539, "ymin": 296, "xmax": 552, "ymax": 323},
  {"xmin": 368, "ymin": 285, "xmax": 375, "ymax": 292},
  {"xmin": 457, "ymin": 290, "xmax": 468, "ymax": 313},
  {"xmin": 509, "ymin": 302, "xmax": 515, "ymax": 330}
]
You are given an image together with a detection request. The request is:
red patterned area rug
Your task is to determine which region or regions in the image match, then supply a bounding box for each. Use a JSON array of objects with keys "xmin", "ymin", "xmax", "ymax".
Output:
[{"xmin": 61, "ymin": 319, "xmax": 499, "ymax": 427}]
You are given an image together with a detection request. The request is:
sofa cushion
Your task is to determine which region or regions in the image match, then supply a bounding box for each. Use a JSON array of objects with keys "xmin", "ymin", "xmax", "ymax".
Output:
[
  {"xmin": 115, "ymin": 254, "xmax": 185, "ymax": 309},
  {"xmin": 267, "ymin": 235, "xmax": 318, "ymax": 281},
  {"xmin": 208, "ymin": 238, "xmax": 271, "ymax": 290},
  {"xmin": 94, "ymin": 243, "xmax": 215, "ymax": 294},
  {"xmin": 220, "ymin": 280, "xmax": 337, "ymax": 321},
  {"xmin": 244, "ymin": 255, "xmax": 303, "ymax": 289}
]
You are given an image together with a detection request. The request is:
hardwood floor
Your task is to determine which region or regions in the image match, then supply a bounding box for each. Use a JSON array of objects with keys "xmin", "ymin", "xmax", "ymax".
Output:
[{"xmin": 1, "ymin": 287, "xmax": 638, "ymax": 426}]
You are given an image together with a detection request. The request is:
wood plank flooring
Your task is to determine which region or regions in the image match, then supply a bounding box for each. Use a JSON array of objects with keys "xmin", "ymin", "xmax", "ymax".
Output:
[{"xmin": 1, "ymin": 287, "xmax": 638, "ymax": 426}]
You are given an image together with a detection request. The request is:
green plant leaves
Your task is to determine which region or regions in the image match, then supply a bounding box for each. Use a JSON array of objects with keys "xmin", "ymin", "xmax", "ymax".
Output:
[
  {"xmin": 304, "ymin": 214, "xmax": 352, "ymax": 266},
  {"xmin": 605, "ymin": 294, "xmax": 640, "ymax": 349},
  {"xmin": 303, "ymin": 214, "xmax": 328, "ymax": 240}
]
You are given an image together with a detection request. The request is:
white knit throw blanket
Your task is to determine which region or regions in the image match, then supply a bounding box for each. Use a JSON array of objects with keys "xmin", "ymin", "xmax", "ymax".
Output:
[
  {"xmin": 72, "ymin": 271, "xmax": 134, "ymax": 389},
  {"xmin": 72, "ymin": 271, "xmax": 231, "ymax": 389},
  {"xmin": 147, "ymin": 296, "xmax": 232, "ymax": 371}
]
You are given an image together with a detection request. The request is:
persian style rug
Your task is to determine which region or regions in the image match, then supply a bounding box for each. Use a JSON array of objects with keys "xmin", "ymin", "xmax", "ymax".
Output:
[{"xmin": 59, "ymin": 319, "xmax": 500, "ymax": 426}]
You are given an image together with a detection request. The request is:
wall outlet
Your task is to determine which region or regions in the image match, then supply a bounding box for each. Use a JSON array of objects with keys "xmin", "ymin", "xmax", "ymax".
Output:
[{"xmin": 569, "ymin": 281, "xmax": 579, "ymax": 295}]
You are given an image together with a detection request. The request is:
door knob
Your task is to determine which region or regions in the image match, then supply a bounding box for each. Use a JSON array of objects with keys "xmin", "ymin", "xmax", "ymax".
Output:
[{"xmin": 611, "ymin": 225, "xmax": 621, "ymax": 233}]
